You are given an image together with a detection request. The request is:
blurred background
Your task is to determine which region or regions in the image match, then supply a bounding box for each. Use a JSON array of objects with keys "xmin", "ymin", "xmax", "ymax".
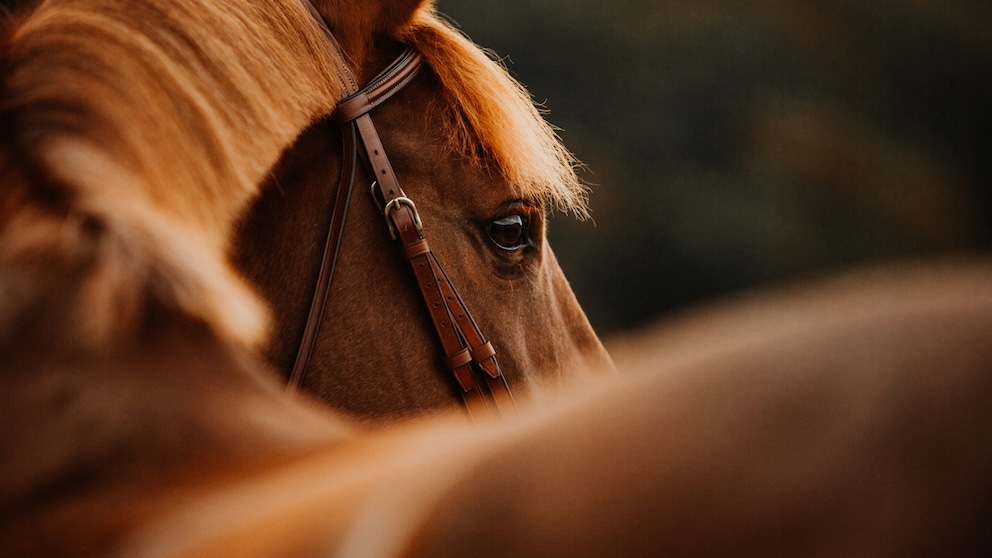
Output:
[
  {"xmin": 437, "ymin": 0, "xmax": 992, "ymax": 338},
  {"xmin": 4, "ymin": 0, "xmax": 989, "ymax": 339}
]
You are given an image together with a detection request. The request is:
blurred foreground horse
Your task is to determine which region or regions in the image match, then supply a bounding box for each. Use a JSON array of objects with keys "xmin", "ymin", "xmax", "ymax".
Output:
[{"xmin": 1, "ymin": 0, "xmax": 990, "ymax": 555}]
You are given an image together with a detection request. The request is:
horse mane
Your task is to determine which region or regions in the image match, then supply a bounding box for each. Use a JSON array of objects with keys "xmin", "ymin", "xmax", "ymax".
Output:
[
  {"xmin": 0, "ymin": 0, "xmax": 348, "ymax": 350},
  {"xmin": 399, "ymin": 8, "xmax": 589, "ymax": 217}
]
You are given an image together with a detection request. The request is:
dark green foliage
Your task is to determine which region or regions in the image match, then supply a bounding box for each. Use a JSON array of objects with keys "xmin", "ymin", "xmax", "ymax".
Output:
[{"xmin": 439, "ymin": 0, "xmax": 992, "ymax": 334}]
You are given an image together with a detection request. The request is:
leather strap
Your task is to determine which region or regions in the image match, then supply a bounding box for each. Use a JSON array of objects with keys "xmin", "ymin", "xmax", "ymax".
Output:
[
  {"xmin": 287, "ymin": 123, "xmax": 358, "ymax": 392},
  {"xmin": 333, "ymin": 48, "xmax": 424, "ymax": 125},
  {"xmin": 292, "ymin": 1, "xmax": 515, "ymax": 418}
]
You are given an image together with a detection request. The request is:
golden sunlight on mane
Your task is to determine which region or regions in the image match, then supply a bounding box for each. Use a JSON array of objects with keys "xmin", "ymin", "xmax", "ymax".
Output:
[
  {"xmin": 0, "ymin": 0, "xmax": 347, "ymax": 348},
  {"xmin": 399, "ymin": 8, "xmax": 589, "ymax": 217}
]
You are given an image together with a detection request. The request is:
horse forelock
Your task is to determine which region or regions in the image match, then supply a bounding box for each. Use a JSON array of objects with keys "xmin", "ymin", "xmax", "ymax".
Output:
[
  {"xmin": 312, "ymin": 2, "xmax": 588, "ymax": 215},
  {"xmin": 399, "ymin": 8, "xmax": 590, "ymax": 218}
]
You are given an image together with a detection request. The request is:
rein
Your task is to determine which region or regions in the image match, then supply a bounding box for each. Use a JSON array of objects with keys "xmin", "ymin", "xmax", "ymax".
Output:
[{"xmin": 290, "ymin": 1, "xmax": 516, "ymax": 419}]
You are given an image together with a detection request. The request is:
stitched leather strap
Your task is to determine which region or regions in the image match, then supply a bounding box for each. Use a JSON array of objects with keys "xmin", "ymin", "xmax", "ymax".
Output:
[
  {"xmin": 333, "ymin": 48, "xmax": 424, "ymax": 125},
  {"xmin": 346, "ymin": 61, "xmax": 516, "ymax": 418},
  {"xmin": 293, "ymin": 1, "xmax": 515, "ymax": 418}
]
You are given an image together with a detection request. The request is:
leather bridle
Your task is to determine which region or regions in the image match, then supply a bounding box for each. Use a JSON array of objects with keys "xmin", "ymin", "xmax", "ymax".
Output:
[{"xmin": 291, "ymin": 1, "xmax": 515, "ymax": 419}]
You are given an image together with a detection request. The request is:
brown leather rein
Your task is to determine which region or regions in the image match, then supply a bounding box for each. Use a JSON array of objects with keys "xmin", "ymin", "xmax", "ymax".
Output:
[{"xmin": 290, "ymin": 2, "xmax": 515, "ymax": 419}]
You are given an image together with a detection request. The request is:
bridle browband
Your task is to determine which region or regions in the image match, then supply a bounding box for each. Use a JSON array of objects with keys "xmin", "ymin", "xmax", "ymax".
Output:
[{"xmin": 291, "ymin": 1, "xmax": 515, "ymax": 419}]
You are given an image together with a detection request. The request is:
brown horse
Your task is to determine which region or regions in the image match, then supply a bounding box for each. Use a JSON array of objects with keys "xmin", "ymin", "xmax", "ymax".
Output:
[
  {"xmin": 231, "ymin": 1, "xmax": 614, "ymax": 420},
  {"xmin": 1, "ymin": 0, "xmax": 991, "ymax": 556}
]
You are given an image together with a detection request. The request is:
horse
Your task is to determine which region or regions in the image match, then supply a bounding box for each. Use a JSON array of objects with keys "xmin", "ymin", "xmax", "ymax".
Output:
[
  {"xmin": 2, "ymin": 0, "xmax": 991, "ymax": 556},
  {"xmin": 0, "ymin": 0, "xmax": 614, "ymax": 425},
  {"xmin": 230, "ymin": 1, "xmax": 615, "ymax": 420}
]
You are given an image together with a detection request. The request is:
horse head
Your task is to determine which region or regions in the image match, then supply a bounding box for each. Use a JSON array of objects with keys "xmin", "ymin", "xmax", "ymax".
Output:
[{"xmin": 235, "ymin": 0, "xmax": 615, "ymax": 421}]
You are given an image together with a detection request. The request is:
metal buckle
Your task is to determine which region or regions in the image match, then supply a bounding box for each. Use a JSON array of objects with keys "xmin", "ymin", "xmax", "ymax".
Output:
[{"xmin": 384, "ymin": 196, "xmax": 423, "ymax": 240}]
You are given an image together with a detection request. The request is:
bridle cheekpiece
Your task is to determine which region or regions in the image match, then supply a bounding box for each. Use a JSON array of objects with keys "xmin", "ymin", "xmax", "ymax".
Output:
[{"xmin": 291, "ymin": 1, "xmax": 516, "ymax": 419}]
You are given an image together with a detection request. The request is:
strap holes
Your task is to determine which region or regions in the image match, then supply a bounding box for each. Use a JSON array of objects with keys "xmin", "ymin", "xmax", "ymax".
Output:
[
  {"xmin": 446, "ymin": 295, "xmax": 453, "ymax": 301},
  {"xmin": 432, "ymin": 302, "xmax": 439, "ymax": 308},
  {"xmin": 381, "ymin": 169, "xmax": 387, "ymax": 175},
  {"xmin": 418, "ymin": 263, "xmax": 425, "ymax": 269},
  {"xmin": 457, "ymin": 314, "xmax": 464, "ymax": 320},
  {"xmin": 425, "ymin": 282, "xmax": 433, "ymax": 289},
  {"xmin": 374, "ymin": 149, "xmax": 379, "ymax": 155},
  {"xmin": 441, "ymin": 321, "xmax": 448, "ymax": 328}
]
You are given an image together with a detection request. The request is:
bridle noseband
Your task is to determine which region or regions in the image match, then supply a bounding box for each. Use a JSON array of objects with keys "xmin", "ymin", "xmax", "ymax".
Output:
[{"xmin": 291, "ymin": 1, "xmax": 515, "ymax": 419}]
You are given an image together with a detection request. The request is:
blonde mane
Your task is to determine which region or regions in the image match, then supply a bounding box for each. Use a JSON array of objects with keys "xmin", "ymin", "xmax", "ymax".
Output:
[
  {"xmin": 1, "ymin": 0, "xmax": 347, "ymax": 348},
  {"xmin": 400, "ymin": 8, "xmax": 589, "ymax": 216}
]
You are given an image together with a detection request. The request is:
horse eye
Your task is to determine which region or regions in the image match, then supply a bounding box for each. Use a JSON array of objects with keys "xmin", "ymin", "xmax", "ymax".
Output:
[{"xmin": 488, "ymin": 214, "xmax": 528, "ymax": 251}]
